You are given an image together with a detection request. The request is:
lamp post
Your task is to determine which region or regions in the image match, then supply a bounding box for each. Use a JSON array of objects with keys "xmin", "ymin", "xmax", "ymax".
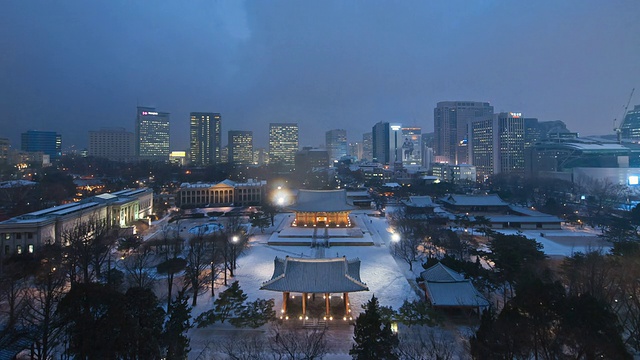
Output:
[
  {"xmin": 391, "ymin": 233, "xmax": 400, "ymax": 256},
  {"xmin": 231, "ymin": 235, "xmax": 239, "ymax": 276}
]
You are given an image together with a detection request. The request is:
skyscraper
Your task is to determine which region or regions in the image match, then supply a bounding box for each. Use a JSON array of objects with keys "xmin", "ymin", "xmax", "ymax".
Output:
[
  {"xmin": 0, "ymin": 138, "xmax": 9, "ymax": 164},
  {"xmin": 362, "ymin": 132, "xmax": 373, "ymax": 162},
  {"xmin": 228, "ymin": 130, "xmax": 253, "ymax": 165},
  {"xmin": 189, "ymin": 112, "xmax": 221, "ymax": 166},
  {"xmin": 620, "ymin": 105, "xmax": 640, "ymax": 140},
  {"xmin": 21, "ymin": 130, "xmax": 62, "ymax": 161},
  {"xmin": 470, "ymin": 112, "xmax": 525, "ymax": 180},
  {"xmin": 434, "ymin": 101, "xmax": 494, "ymax": 164},
  {"xmin": 88, "ymin": 127, "xmax": 135, "ymax": 162},
  {"xmin": 136, "ymin": 106, "xmax": 170, "ymax": 161},
  {"xmin": 400, "ymin": 127, "xmax": 422, "ymax": 166},
  {"xmin": 269, "ymin": 123, "xmax": 299, "ymax": 167},
  {"xmin": 372, "ymin": 122, "xmax": 402, "ymax": 166},
  {"xmin": 325, "ymin": 129, "xmax": 347, "ymax": 164}
]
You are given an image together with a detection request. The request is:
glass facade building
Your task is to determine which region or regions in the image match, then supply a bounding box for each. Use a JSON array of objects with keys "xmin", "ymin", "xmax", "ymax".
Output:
[{"xmin": 189, "ymin": 112, "xmax": 221, "ymax": 166}]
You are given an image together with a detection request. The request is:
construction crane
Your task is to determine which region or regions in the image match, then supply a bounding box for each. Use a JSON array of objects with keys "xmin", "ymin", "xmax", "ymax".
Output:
[{"xmin": 613, "ymin": 88, "xmax": 635, "ymax": 143}]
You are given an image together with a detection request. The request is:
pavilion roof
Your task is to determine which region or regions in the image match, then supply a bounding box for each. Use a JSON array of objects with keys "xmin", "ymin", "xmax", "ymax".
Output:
[
  {"xmin": 421, "ymin": 262, "xmax": 489, "ymax": 308},
  {"xmin": 261, "ymin": 256, "xmax": 368, "ymax": 293},
  {"xmin": 287, "ymin": 189, "xmax": 356, "ymax": 212}
]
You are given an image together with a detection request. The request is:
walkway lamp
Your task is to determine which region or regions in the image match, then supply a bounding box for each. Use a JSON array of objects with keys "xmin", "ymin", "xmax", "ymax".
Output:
[{"xmin": 231, "ymin": 235, "xmax": 239, "ymax": 272}]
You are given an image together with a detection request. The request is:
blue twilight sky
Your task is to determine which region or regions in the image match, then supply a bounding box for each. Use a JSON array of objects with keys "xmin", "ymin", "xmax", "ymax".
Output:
[{"xmin": 0, "ymin": 1, "xmax": 639, "ymax": 151}]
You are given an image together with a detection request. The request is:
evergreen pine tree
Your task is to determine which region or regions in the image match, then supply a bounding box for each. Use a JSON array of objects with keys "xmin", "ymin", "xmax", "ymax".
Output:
[
  {"xmin": 196, "ymin": 280, "xmax": 247, "ymax": 327},
  {"xmin": 350, "ymin": 295, "xmax": 399, "ymax": 360},
  {"xmin": 163, "ymin": 289, "xmax": 192, "ymax": 360}
]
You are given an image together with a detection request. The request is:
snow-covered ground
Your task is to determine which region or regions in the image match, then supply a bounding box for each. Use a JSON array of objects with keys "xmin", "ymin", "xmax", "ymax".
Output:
[{"xmin": 159, "ymin": 210, "xmax": 606, "ymax": 359}]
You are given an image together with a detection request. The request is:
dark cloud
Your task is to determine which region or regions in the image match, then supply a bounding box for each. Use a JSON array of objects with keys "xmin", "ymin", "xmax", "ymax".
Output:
[{"xmin": 0, "ymin": 0, "xmax": 638, "ymax": 150}]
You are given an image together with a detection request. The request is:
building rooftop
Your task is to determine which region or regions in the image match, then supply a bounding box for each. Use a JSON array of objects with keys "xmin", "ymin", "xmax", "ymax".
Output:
[
  {"xmin": 288, "ymin": 190, "xmax": 356, "ymax": 213},
  {"xmin": 440, "ymin": 194, "xmax": 508, "ymax": 207},
  {"xmin": 261, "ymin": 256, "xmax": 368, "ymax": 293}
]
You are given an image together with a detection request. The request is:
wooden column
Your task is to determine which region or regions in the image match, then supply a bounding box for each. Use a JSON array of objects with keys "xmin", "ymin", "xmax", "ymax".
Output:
[
  {"xmin": 344, "ymin": 292, "xmax": 349, "ymax": 317},
  {"xmin": 325, "ymin": 293, "xmax": 330, "ymax": 316},
  {"xmin": 283, "ymin": 292, "xmax": 289, "ymax": 314},
  {"xmin": 302, "ymin": 293, "xmax": 307, "ymax": 316}
]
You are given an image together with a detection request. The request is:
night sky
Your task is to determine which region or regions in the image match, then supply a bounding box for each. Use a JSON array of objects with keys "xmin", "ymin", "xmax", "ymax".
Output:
[{"xmin": 1, "ymin": 1, "xmax": 639, "ymax": 150}]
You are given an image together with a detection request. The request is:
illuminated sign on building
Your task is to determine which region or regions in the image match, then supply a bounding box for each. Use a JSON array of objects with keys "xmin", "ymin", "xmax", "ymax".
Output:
[
  {"xmin": 141, "ymin": 111, "xmax": 159, "ymax": 116},
  {"xmin": 509, "ymin": 112, "xmax": 522, "ymax": 118}
]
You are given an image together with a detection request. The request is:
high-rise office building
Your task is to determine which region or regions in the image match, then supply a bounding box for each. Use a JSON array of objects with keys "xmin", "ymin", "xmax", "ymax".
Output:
[
  {"xmin": 400, "ymin": 127, "xmax": 422, "ymax": 166},
  {"xmin": 88, "ymin": 127, "xmax": 135, "ymax": 162},
  {"xmin": 362, "ymin": 132, "xmax": 373, "ymax": 162},
  {"xmin": 21, "ymin": 130, "xmax": 62, "ymax": 161},
  {"xmin": 348, "ymin": 142, "xmax": 363, "ymax": 161},
  {"xmin": 189, "ymin": 112, "xmax": 221, "ymax": 166},
  {"xmin": 269, "ymin": 123, "xmax": 299, "ymax": 167},
  {"xmin": 470, "ymin": 112, "xmax": 525, "ymax": 180},
  {"xmin": 620, "ymin": 105, "xmax": 640, "ymax": 140},
  {"xmin": 325, "ymin": 129, "xmax": 347, "ymax": 164},
  {"xmin": 136, "ymin": 106, "xmax": 170, "ymax": 161},
  {"xmin": 228, "ymin": 130, "xmax": 253, "ymax": 165},
  {"xmin": 434, "ymin": 101, "xmax": 493, "ymax": 164},
  {"xmin": 0, "ymin": 138, "xmax": 9, "ymax": 164},
  {"xmin": 372, "ymin": 122, "xmax": 402, "ymax": 166}
]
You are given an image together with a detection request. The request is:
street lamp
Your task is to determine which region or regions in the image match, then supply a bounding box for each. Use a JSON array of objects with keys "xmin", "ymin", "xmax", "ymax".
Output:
[
  {"xmin": 391, "ymin": 233, "xmax": 401, "ymax": 242},
  {"xmin": 231, "ymin": 235, "xmax": 239, "ymax": 273}
]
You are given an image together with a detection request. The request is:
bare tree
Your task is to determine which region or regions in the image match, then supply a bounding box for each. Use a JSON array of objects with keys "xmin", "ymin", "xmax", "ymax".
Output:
[
  {"xmin": 389, "ymin": 207, "xmax": 430, "ymax": 271},
  {"xmin": 216, "ymin": 334, "xmax": 271, "ymax": 360},
  {"xmin": 397, "ymin": 326, "xmax": 457, "ymax": 360},
  {"xmin": 61, "ymin": 216, "xmax": 116, "ymax": 284},
  {"xmin": 183, "ymin": 229, "xmax": 212, "ymax": 306},
  {"xmin": 269, "ymin": 323, "xmax": 328, "ymax": 360},
  {"xmin": 121, "ymin": 244, "xmax": 156, "ymax": 290},
  {"xmin": 23, "ymin": 245, "xmax": 67, "ymax": 360}
]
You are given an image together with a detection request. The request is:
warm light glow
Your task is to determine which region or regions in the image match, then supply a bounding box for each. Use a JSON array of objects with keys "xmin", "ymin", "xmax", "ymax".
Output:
[
  {"xmin": 391, "ymin": 233, "xmax": 401, "ymax": 242},
  {"xmin": 232, "ymin": 236, "xmax": 239, "ymax": 243}
]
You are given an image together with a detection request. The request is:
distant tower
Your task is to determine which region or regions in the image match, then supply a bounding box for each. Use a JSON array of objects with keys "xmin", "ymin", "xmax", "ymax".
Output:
[
  {"xmin": 190, "ymin": 112, "xmax": 221, "ymax": 166},
  {"xmin": 469, "ymin": 112, "xmax": 525, "ymax": 180},
  {"xmin": 434, "ymin": 101, "xmax": 493, "ymax": 164},
  {"xmin": 89, "ymin": 127, "xmax": 135, "ymax": 162},
  {"xmin": 136, "ymin": 106, "xmax": 170, "ymax": 161},
  {"xmin": 228, "ymin": 130, "xmax": 253, "ymax": 165},
  {"xmin": 269, "ymin": 123, "xmax": 299, "ymax": 167},
  {"xmin": 0, "ymin": 138, "xmax": 10, "ymax": 164},
  {"xmin": 620, "ymin": 105, "xmax": 640, "ymax": 140},
  {"xmin": 400, "ymin": 127, "xmax": 422, "ymax": 166},
  {"xmin": 362, "ymin": 132, "xmax": 373, "ymax": 162},
  {"xmin": 325, "ymin": 129, "xmax": 347, "ymax": 164},
  {"xmin": 372, "ymin": 122, "xmax": 402, "ymax": 166},
  {"xmin": 21, "ymin": 130, "xmax": 62, "ymax": 161}
]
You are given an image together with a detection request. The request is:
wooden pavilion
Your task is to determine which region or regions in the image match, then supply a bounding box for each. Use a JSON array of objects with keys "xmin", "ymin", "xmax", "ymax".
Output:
[
  {"xmin": 288, "ymin": 189, "xmax": 356, "ymax": 227},
  {"xmin": 260, "ymin": 256, "xmax": 368, "ymax": 320}
]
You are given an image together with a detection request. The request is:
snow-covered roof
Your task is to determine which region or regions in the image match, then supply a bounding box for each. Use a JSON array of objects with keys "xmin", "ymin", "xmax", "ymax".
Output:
[
  {"xmin": 484, "ymin": 215, "xmax": 563, "ymax": 223},
  {"xmin": 288, "ymin": 190, "xmax": 356, "ymax": 213},
  {"xmin": 403, "ymin": 196, "xmax": 436, "ymax": 208},
  {"xmin": 0, "ymin": 180, "xmax": 37, "ymax": 188},
  {"xmin": 421, "ymin": 263, "xmax": 489, "ymax": 308},
  {"xmin": 261, "ymin": 256, "xmax": 368, "ymax": 293},
  {"xmin": 440, "ymin": 194, "xmax": 508, "ymax": 207},
  {"xmin": 424, "ymin": 281, "xmax": 489, "ymax": 308},
  {"xmin": 420, "ymin": 262, "xmax": 465, "ymax": 282}
]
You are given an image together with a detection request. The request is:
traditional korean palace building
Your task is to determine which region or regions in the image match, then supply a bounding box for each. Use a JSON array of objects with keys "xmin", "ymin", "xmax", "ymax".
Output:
[
  {"xmin": 177, "ymin": 179, "xmax": 267, "ymax": 207},
  {"xmin": 437, "ymin": 194, "xmax": 563, "ymax": 230},
  {"xmin": 288, "ymin": 189, "xmax": 356, "ymax": 227},
  {"xmin": 261, "ymin": 256, "xmax": 368, "ymax": 320},
  {"xmin": 0, "ymin": 188, "xmax": 153, "ymax": 257},
  {"xmin": 420, "ymin": 262, "xmax": 489, "ymax": 313}
]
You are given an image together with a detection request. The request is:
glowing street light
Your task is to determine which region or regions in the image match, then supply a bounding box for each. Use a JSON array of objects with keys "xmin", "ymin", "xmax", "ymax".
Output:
[{"xmin": 391, "ymin": 233, "xmax": 401, "ymax": 242}]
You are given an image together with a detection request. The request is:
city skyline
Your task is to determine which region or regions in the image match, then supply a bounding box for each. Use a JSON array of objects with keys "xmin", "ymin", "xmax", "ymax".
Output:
[{"xmin": 0, "ymin": 1, "xmax": 639, "ymax": 150}]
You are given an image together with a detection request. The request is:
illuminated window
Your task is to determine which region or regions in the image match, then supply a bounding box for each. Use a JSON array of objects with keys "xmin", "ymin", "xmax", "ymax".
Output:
[
  {"xmin": 28, "ymin": 244, "xmax": 34, "ymax": 253},
  {"xmin": 16, "ymin": 245, "xmax": 22, "ymax": 254}
]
